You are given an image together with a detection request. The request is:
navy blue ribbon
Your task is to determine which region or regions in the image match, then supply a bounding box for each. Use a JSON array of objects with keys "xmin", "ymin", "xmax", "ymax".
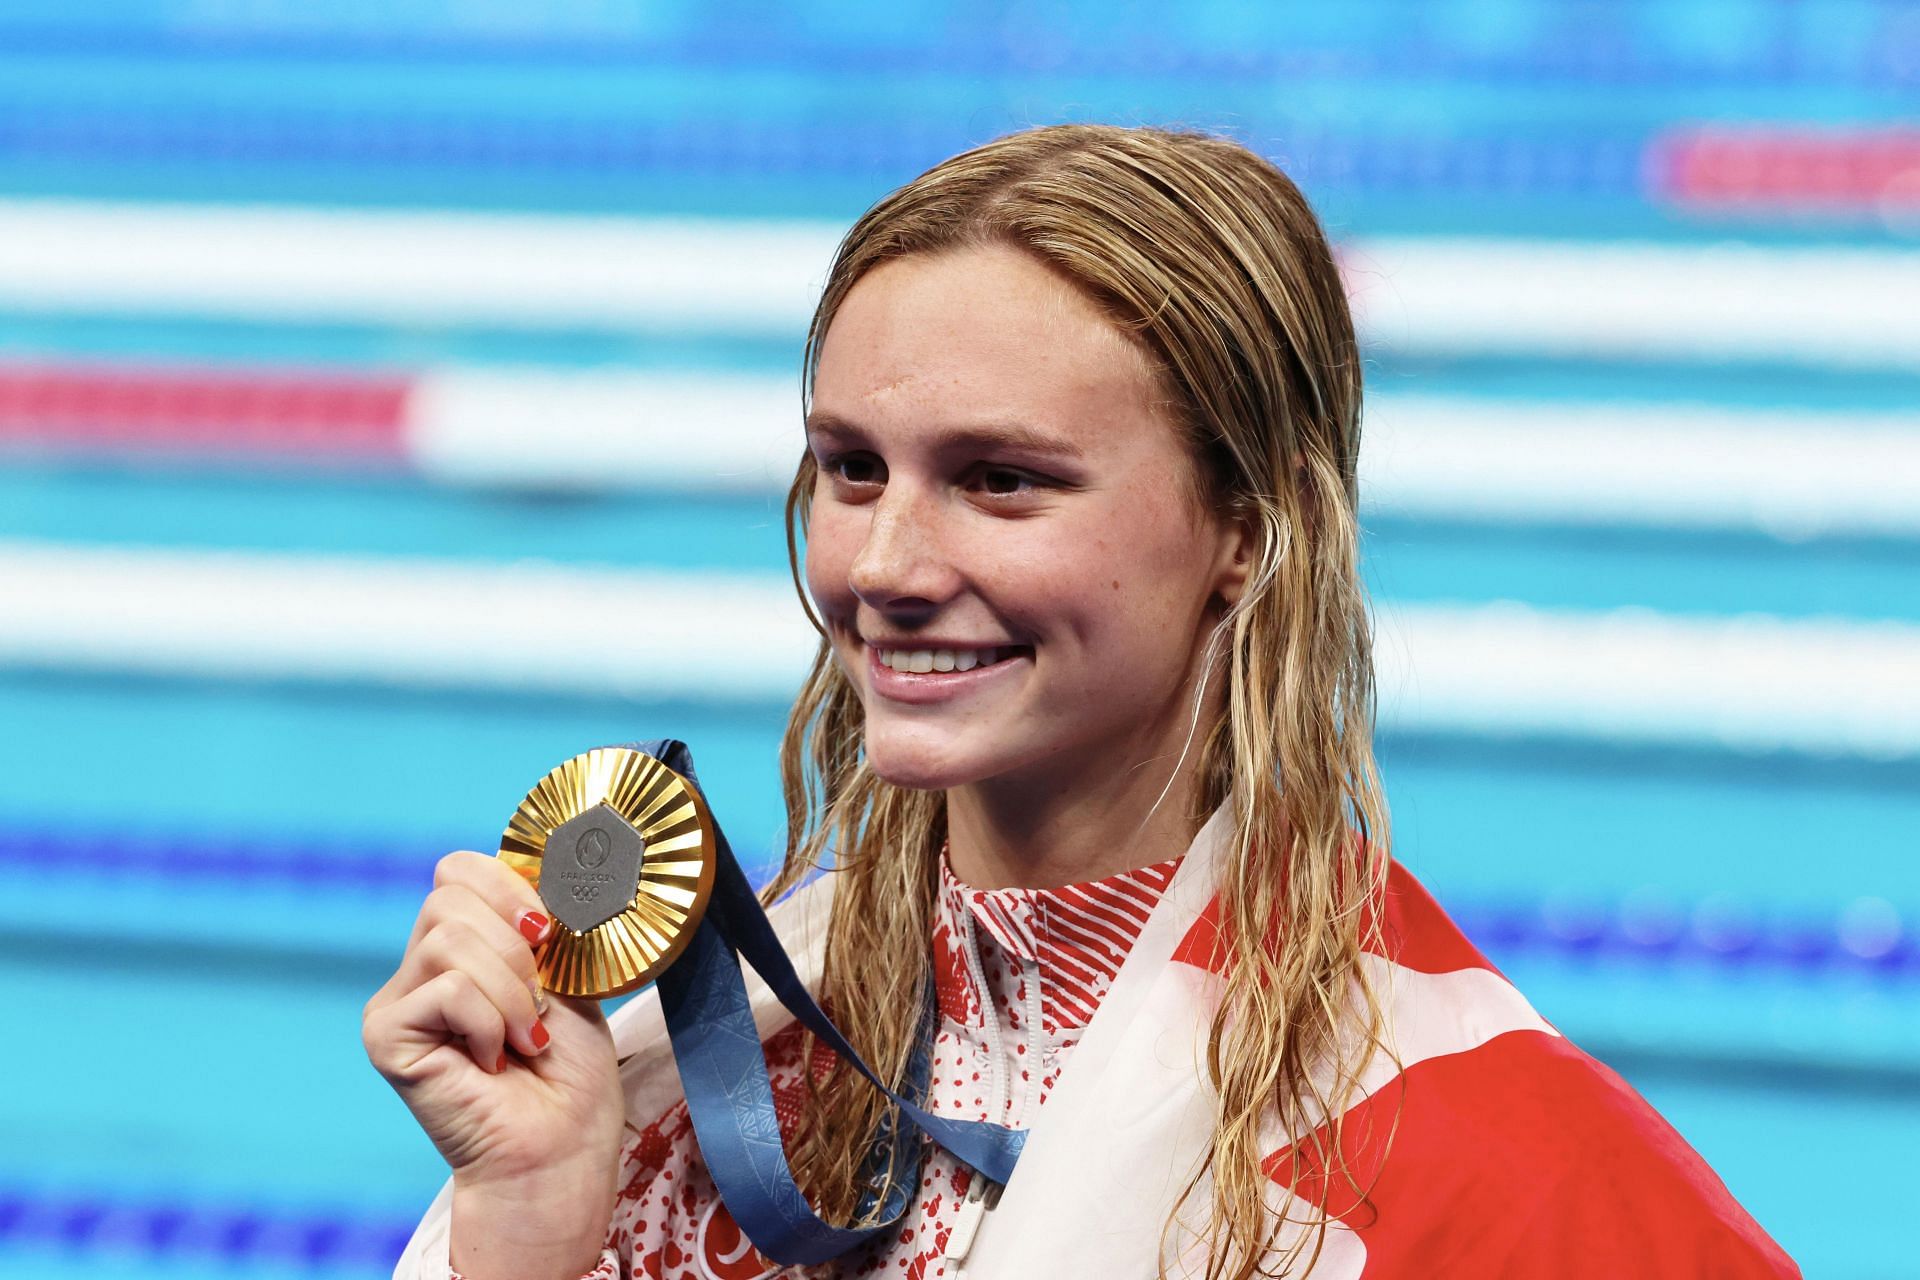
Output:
[{"xmin": 632, "ymin": 740, "xmax": 1027, "ymax": 1265}]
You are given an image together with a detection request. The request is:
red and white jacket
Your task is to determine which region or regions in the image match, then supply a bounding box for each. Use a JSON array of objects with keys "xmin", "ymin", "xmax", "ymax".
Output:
[{"xmin": 401, "ymin": 807, "xmax": 1799, "ymax": 1278}]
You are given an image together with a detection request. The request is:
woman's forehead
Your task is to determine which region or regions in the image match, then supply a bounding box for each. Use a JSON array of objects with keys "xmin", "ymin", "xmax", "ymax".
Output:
[{"xmin": 812, "ymin": 246, "xmax": 1163, "ymax": 442}]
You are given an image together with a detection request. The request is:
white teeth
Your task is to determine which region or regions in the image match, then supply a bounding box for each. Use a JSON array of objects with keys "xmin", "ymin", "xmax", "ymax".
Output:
[{"xmin": 877, "ymin": 646, "xmax": 1010, "ymax": 673}]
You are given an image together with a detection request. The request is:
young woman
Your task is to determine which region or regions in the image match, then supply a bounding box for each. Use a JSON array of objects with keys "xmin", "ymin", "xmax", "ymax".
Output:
[{"xmin": 365, "ymin": 125, "xmax": 1798, "ymax": 1279}]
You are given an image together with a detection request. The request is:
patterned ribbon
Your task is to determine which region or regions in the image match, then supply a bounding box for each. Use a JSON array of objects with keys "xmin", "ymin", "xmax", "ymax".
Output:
[{"xmin": 634, "ymin": 740, "xmax": 1028, "ymax": 1265}]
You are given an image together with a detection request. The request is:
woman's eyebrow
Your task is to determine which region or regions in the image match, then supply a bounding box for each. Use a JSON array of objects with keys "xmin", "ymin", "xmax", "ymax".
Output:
[
  {"xmin": 804, "ymin": 413, "xmax": 1084, "ymax": 462},
  {"xmin": 945, "ymin": 421, "xmax": 1085, "ymax": 462},
  {"xmin": 802, "ymin": 412, "xmax": 866, "ymax": 444}
]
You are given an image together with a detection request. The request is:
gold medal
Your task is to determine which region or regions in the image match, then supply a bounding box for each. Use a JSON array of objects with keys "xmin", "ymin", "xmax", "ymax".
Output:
[{"xmin": 498, "ymin": 746, "xmax": 717, "ymax": 998}]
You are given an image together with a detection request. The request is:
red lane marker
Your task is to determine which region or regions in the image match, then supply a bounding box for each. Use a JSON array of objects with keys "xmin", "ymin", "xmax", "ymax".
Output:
[
  {"xmin": 1653, "ymin": 125, "xmax": 1920, "ymax": 216},
  {"xmin": 0, "ymin": 362, "xmax": 414, "ymax": 456}
]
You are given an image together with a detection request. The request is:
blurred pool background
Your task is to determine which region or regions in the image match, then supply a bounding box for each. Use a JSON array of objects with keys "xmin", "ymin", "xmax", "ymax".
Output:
[{"xmin": 1, "ymin": 2, "xmax": 1916, "ymax": 1276}]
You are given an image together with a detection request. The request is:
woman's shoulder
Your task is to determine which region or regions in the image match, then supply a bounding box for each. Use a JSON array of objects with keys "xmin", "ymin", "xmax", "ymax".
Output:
[
  {"xmin": 1310, "ymin": 1019, "xmax": 1800, "ymax": 1275},
  {"xmin": 1269, "ymin": 861, "xmax": 1800, "ymax": 1276}
]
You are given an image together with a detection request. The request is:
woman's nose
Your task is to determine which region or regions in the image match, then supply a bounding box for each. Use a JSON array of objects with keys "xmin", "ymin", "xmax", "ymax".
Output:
[{"xmin": 847, "ymin": 486, "xmax": 958, "ymax": 611}]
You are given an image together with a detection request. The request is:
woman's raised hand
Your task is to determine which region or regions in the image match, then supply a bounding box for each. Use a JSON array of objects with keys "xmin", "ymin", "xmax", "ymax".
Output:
[{"xmin": 362, "ymin": 850, "xmax": 625, "ymax": 1280}]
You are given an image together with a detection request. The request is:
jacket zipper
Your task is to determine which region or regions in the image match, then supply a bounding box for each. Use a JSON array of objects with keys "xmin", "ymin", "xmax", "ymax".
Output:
[{"xmin": 945, "ymin": 902, "xmax": 1014, "ymax": 1274}]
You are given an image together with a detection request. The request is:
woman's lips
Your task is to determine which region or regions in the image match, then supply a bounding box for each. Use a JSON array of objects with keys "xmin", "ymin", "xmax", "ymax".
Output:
[{"xmin": 864, "ymin": 642, "xmax": 1031, "ymax": 704}]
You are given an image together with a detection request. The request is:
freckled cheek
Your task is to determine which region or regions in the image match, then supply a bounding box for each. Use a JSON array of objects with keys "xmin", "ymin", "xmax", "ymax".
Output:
[
  {"xmin": 973, "ymin": 548, "xmax": 1095, "ymax": 647},
  {"xmin": 1053, "ymin": 522, "xmax": 1210, "ymax": 657}
]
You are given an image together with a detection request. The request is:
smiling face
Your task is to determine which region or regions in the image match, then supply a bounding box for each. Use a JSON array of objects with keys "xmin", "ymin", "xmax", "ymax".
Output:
[{"xmin": 803, "ymin": 242, "xmax": 1248, "ymax": 801}]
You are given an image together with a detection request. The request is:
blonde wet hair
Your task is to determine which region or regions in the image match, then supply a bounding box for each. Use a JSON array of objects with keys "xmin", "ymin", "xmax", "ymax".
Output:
[{"xmin": 761, "ymin": 123, "xmax": 1391, "ymax": 1278}]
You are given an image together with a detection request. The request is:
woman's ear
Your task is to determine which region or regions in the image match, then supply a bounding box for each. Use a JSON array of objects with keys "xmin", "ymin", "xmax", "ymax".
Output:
[{"xmin": 1210, "ymin": 507, "xmax": 1257, "ymax": 611}]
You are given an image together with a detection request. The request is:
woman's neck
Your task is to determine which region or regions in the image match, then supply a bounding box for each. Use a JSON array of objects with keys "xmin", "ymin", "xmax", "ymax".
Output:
[{"xmin": 943, "ymin": 749, "xmax": 1210, "ymax": 890}]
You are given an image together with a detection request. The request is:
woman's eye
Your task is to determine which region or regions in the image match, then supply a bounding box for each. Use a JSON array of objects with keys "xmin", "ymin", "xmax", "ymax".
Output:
[
  {"xmin": 975, "ymin": 467, "xmax": 1037, "ymax": 497},
  {"xmin": 823, "ymin": 453, "xmax": 885, "ymax": 486}
]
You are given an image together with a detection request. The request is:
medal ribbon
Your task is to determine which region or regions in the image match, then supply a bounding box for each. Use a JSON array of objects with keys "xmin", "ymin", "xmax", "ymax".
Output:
[{"xmin": 631, "ymin": 740, "xmax": 1028, "ymax": 1265}]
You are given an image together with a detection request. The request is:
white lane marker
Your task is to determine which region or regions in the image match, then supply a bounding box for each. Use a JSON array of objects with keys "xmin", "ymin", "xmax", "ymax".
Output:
[
  {"xmin": 0, "ymin": 199, "xmax": 839, "ymax": 335},
  {"xmin": 0, "ymin": 540, "xmax": 819, "ymax": 701},
  {"xmin": 3, "ymin": 540, "xmax": 1915, "ymax": 758},
  {"xmin": 1341, "ymin": 236, "xmax": 1920, "ymax": 369},
  {"xmin": 405, "ymin": 367, "xmax": 1920, "ymax": 538},
  {"xmin": 1360, "ymin": 396, "xmax": 1920, "ymax": 539},
  {"xmin": 1370, "ymin": 598, "xmax": 1920, "ymax": 760},
  {"xmin": 2, "ymin": 200, "xmax": 1917, "ymax": 366},
  {"xmin": 406, "ymin": 367, "xmax": 805, "ymax": 492}
]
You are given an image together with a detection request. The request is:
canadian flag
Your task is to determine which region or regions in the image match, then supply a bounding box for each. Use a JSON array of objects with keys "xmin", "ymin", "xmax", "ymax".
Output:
[{"xmin": 957, "ymin": 809, "xmax": 1798, "ymax": 1278}]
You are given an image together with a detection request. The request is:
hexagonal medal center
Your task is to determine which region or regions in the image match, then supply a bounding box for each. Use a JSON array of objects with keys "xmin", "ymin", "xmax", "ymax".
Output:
[{"xmin": 540, "ymin": 802, "xmax": 646, "ymax": 934}]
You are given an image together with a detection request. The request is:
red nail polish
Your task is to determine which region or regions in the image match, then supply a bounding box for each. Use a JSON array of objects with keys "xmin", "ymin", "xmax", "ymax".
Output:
[
  {"xmin": 494, "ymin": 1052, "xmax": 509, "ymax": 1073},
  {"xmin": 529, "ymin": 1018, "xmax": 550, "ymax": 1051},
  {"xmin": 516, "ymin": 911, "xmax": 549, "ymax": 944}
]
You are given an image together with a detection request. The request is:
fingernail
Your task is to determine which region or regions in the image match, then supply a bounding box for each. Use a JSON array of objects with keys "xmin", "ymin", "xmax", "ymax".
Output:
[
  {"xmin": 494, "ymin": 1052, "xmax": 509, "ymax": 1074},
  {"xmin": 529, "ymin": 1018, "xmax": 550, "ymax": 1051},
  {"xmin": 532, "ymin": 986, "xmax": 549, "ymax": 1016},
  {"xmin": 516, "ymin": 911, "xmax": 549, "ymax": 944}
]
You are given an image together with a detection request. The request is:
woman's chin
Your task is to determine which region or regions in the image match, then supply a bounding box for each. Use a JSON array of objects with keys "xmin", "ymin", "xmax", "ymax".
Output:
[
  {"xmin": 863, "ymin": 735, "xmax": 983, "ymax": 793},
  {"xmin": 866, "ymin": 755, "xmax": 963, "ymax": 793}
]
